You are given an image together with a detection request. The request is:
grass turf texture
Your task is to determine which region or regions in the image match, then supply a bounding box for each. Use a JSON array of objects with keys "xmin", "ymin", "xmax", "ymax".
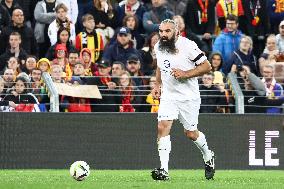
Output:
[{"xmin": 0, "ymin": 170, "xmax": 283, "ymax": 189}]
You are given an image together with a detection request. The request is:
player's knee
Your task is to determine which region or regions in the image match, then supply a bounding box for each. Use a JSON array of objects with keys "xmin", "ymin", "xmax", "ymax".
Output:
[
  {"xmin": 157, "ymin": 122, "xmax": 170, "ymax": 132},
  {"xmin": 185, "ymin": 130, "xmax": 198, "ymax": 141}
]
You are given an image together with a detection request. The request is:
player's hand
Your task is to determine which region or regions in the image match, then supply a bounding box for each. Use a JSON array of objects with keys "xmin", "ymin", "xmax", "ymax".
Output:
[
  {"xmin": 171, "ymin": 68, "xmax": 188, "ymax": 80},
  {"xmin": 151, "ymin": 85, "xmax": 161, "ymax": 99}
]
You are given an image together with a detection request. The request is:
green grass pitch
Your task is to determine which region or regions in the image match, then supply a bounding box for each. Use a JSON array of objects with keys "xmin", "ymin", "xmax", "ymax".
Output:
[{"xmin": 0, "ymin": 170, "xmax": 283, "ymax": 189}]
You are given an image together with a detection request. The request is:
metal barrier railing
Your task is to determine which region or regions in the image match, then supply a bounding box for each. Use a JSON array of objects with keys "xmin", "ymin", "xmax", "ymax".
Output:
[
  {"xmin": 42, "ymin": 72, "xmax": 59, "ymax": 112},
  {"xmin": 227, "ymin": 72, "xmax": 244, "ymax": 114}
]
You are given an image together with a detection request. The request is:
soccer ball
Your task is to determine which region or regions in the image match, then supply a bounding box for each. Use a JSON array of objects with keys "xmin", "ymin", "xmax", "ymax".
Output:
[{"xmin": 69, "ymin": 161, "xmax": 90, "ymax": 181}]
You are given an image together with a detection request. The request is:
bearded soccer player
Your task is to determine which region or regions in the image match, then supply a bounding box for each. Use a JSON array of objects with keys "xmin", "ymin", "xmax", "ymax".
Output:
[{"xmin": 151, "ymin": 19, "xmax": 215, "ymax": 181}]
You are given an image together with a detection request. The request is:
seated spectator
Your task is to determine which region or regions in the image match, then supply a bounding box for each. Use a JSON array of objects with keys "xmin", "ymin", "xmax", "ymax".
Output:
[
  {"xmin": 88, "ymin": 0, "xmax": 116, "ymax": 44},
  {"xmin": 37, "ymin": 58, "xmax": 51, "ymax": 73},
  {"xmin": 140, "ymin": 32, "xmax": 159, "ymax": 76},
  {"xmin": 68, "ymin": 49, "xmax": 80, "ymax": 71},
  {"xmin": 0, "ymin": 4, "xmax": 11, "ymax": 35},
  {"xmin": 30, "ymin": 68, "xmax": 48, "ymax": 112},
  {"xmin": 66, "ymin": 63, "xmax": 91, "ymax": 112},
  {"xmin": 4, "ymin": 76, "xmax": 38, "ymax": 105},
  {"xmin": 208, "ymin": 52, "xmax": 224, "ymax": 72},
  {"xmin": 46, "ymin": 27, "xmax": 77, "ymax": 60},
  {"xmin": 0, "ymin": 76, "xmax": 16, "ymax": 111},
  {"xmin": 48, "ymin": 3, "xmax": 76, "ymax": 45},
  {"xmin": 50, "ymin": 64, "xmax": 64, "ymax": 83},
  {"xmin": 0, "ymin": 32, "xmax": 28, "ymax": 72},
  {"xmin": 261, "ymin": 64, "xmax": 283, "ymax": 114},
  {"xmin": 80, "ymin": 48, "xmax": 98, "ymax": 76},
  {"xmin": 126, "ymin": 54, "xmax": 148, "ymax": 112},
  {"xmin": 259, "ymin": 34, "xmax": 283, "ymax": 73},
  {"xmin": 0, "ymin": 8, "xmax": 37, "ymax": 55},
  {"xmin": 146, "ymin": 75, "xmax": 159, "ymax": 113},
  {"xmin": 51, "ymin": 44, "xmax": 72, "ymax": 81},
  {"xmin": 103, "ymin": 27, "xmax": 140, "ymax": 65},
  {"xmin": 118, "ymin": 71, "xmax": 137, "ymax": 112},
  {"xmin": 276, "ymin": 20, "xmax": 284, "ymax": 53},
  {"xmin": 75, "ymin": 14, "xmax": 104, "ymax": 63},
  {"xmin": 116, "ymin": 0, "xmax": 146, "ymax": 34},
  {"xmin": 126, "ymin": 54, "xmax": 147, "ymax": 89},
  {"xmin": 228, "ymin": 35, "xmax": 258, "ymax": 75},
  {"xmin": 111, "ymin": 61, "xmax": 126, "ymax": 85},
  {"xmin": 71, "ymin": 62, "xmax": 86, "ymax": 85},
  {"xmin": 23, "ymin": 55, "xmax": 37, "ymax": 75},
  {"xmin": 34, "ymin": 0, "xmax": 56, "ymax": 58},
  {"xmin": 6, "ymin": 57, "xmax": 21, "ymax": 76},
  {"xmin": 142, "ymin": 0, "xmax": 174, "ymax": 35},
  {"xmin": 84, "ymin": 59, "xmax": 122, "ymax": 112},
  {"xmin": 199, "ymin": 72, "xmax": 227, "ymax": 113},
  {"xmin": 2, "ymin": 68, "xmax": 15, "ymax": 93}
]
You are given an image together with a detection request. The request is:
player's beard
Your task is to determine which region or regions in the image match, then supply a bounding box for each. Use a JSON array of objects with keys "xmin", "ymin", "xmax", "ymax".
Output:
[{"xmin": 158, "ymin": 34, "xmax": 177, "ymax": 54}]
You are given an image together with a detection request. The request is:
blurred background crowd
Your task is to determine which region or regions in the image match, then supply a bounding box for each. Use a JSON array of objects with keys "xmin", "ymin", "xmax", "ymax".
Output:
[{"xmin": 0, "ymin": 0, "xmax": 283, "ymax": 113}]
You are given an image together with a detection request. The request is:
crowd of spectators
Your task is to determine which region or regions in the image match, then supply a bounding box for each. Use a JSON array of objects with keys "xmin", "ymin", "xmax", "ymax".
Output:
[{"xmin": 0, "ymin": 0, "xmax": 283, "ymax": 113}]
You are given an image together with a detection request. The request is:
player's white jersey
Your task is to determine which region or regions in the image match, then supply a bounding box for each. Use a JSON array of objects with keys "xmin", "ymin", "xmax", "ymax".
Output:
[{"xmin": 154, "ymin": 36, "xmax": 207, "ymax": 101}]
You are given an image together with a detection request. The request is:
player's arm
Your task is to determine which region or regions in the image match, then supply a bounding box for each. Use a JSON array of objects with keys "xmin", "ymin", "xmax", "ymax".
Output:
[
  {"xmin": 151, "ymin": 67, "xmax": 162, "ymax": 99},
  {"xmin": 172, "ymin": 60, "xmax": 212, "ymax": 79}
]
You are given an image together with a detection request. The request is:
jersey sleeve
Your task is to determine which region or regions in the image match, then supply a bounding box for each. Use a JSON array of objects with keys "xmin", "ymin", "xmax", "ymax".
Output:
[{"xmin": 187, "ymin": 40, "xmax": 207, "ymax": 65}]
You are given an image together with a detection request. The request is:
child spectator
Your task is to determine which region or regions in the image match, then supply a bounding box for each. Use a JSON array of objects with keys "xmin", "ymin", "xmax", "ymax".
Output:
[
  {"xmin": 67, "ymin": 62, "xmax": 91, "ymax": 112},
  {"xmin": 80, "ymin": 48, "xmax": 98, "ymax": 76},
  {"xmin": 37, "ymin": 58, "xmax": 51, "ymax": 73},
  {"xmin": 75, "ymin": 14, "xmax": 104, "ymax": 63}
]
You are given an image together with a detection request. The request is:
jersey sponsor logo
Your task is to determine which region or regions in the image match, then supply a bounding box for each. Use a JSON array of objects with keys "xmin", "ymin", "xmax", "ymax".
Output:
[{"xmin": 163, "ymin": 60, "xmax": 171, "ymax": 68}]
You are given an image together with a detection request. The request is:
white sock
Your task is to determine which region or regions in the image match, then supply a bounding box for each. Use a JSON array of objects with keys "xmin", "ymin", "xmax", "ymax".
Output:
[
  {"xmin": 193, "ymin": 131, "xmax": 212, "ymax": 162},
  {"xmin": 158, "ymin": 135, "xmax": 171, "ymax": 173}
]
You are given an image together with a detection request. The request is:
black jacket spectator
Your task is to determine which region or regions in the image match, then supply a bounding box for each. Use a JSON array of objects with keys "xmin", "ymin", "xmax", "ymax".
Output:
[
  {"xmin": 183, "ymin": 0, "xmax": 216, "ymax": 35},
  {"xmin": 226, "ymin": 50, "xmax": 258, "ymax": 75},
  {"xmin": 103, "ymin": 41, "xmax": 140, "ymax": 65},
  {"xmin": 17, "ymin": 0, "xmax": 38, "ymax": 24},
  {"xmin": 0, "ymin": 4, "xmax": 11, "ymax": 33},
  {"xmin": 0, "ymin": 0, "xmax": 20, "ymax": 17},
  {"xmin": 0, "ymin": 24, "xmax": 37, "ymax": 55}
]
